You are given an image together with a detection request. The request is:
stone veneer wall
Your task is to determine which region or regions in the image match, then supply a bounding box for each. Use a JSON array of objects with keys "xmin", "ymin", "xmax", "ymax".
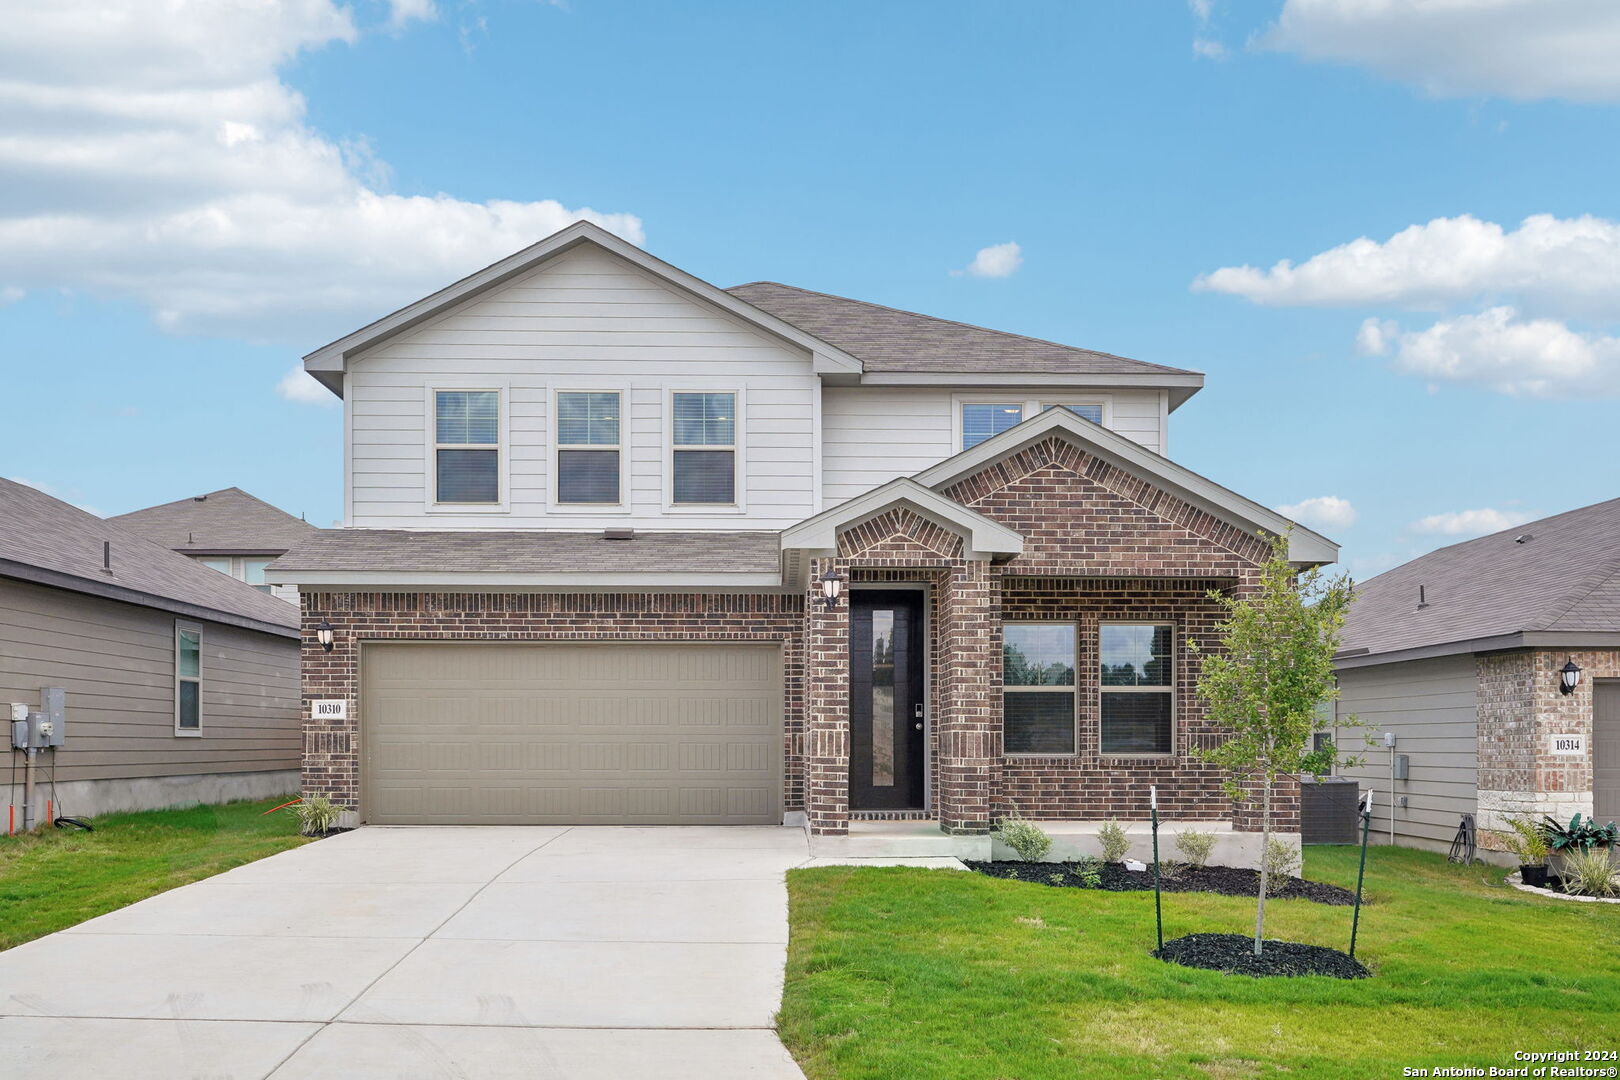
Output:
[
  {"xmin": 1478, "ymin": 647, "xmax": 1619, "ymax": 838},
  {"xmin": 299, "ymin": 591, "xmax": 805, "ymax": 813}
]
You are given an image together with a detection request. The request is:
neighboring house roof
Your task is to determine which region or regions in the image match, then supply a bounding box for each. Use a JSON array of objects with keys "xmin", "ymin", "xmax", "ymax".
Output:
[
  {"xmin": 1337, "ymin": 497, "xmax": 1620, "ymax": 668},
  {"xmin": 110, "ymin": 487, "xmax": 318, "ymax": 555},
  {"xmin": 0, "ymin": 479, "xmax": 299, "ymax": 637},
  {"xmin": 270, "ymin": 529, "xmax": 784, "ymax": 588},
  {"xmin": 727, "ymin": 281, "xmax": 1204, "ymax": 405},
  {"xmin": 302, "ymin": 221, "xmax": 865, "ymax": 397}
]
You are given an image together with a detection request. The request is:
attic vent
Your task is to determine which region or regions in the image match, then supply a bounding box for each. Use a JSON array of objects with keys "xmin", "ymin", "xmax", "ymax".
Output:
[
  {"xmin": 193, "ymin": 495, "xmax": 207, "ymax": 502},
  {"xmin": 602, "ymin": 528, "xmax": 635, "ymax": 541},
  {"xmin": 1513, "ymin": 534, "xmax": 1532, "ymax": 544}
]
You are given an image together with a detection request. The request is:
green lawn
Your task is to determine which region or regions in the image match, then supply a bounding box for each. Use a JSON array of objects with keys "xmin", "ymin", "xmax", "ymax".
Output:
[
  {"xmin": 780, "ymin": 847, "xmax": 1620, "ymax": 1080},
  {"xmin": 0, "ymin": 796, "xmax": 310, "ymax": 951}
]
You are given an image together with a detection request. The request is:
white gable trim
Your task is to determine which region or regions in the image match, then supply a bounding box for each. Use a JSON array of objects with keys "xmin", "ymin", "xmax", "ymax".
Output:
[
  {"xmin": 779, "ymin": 477, "xmax": 1025, "ymax": 561},
  {"xmin": 303, "ymin": 221, "xmax": 864, "ymax": 397},
  {"xmin": 911, "ymin": 407, "xmax": 1340, "ymax": 566}
]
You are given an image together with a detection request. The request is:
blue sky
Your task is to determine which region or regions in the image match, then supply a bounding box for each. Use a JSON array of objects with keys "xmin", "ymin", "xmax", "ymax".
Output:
[{"xmin": 2, "ymin": 1, "xmax": 1617, "ymax": 577}]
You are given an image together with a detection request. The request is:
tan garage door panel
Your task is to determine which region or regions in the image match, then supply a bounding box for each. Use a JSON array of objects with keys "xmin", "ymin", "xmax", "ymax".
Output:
[{"xmin": 362, "ymin": 643, "xmax": 783, "ymax": 825}]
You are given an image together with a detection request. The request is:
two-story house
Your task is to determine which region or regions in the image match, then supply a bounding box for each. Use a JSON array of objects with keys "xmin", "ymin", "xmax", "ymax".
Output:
[{"xmin": 269, "ymin": 221, "xmax": 1336, "ymax": 856}]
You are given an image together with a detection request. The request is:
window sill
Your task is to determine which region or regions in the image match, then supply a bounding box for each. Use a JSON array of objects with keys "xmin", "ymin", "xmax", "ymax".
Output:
[
  {"xmin": 544, "ymin": 504, "xmax": 633, "ymax": 515},
  {"xmin": 174, "ymin": 729, "xmax": 202, "ymax": 739},
  {"xmin": 424, "ymin": 504, "xmax": 510, "ymax": 514},
  {"xmin": 1097, "ymin": 753, "xmax": 1176, "ymax": 762},
  {"xmin": 663, "ymin": 504, "xmax": 748, "ymax": 514},
  {"xmin": 1003, "ymin": 751, "xmax": 1079, "ymax": 760}
]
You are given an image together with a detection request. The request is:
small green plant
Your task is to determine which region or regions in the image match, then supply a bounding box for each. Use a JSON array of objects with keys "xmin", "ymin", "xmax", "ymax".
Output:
[
  {"xmin": 997, "ymin": 811, "xmax": 1053, "ymax": 862},
  {"xmin": 1071, "ymin": 855, "xmax": 1103, "ymax": 889},
  {"xmin": 291, "ymin": 796, "xmax": 347, "ymax": 836},
  {"xmin": 1160, "ymin": 859, "xmax": 1188, "ymax": 880},
  {"xmin": 1262, "ymin": 836, "xmax": 1299, "ymax": 895},
  {"xmin": 1494, "ymin": 814, "xmax": 1551, "ymax": 867},
  {"xmin": 1559, "ymin": 848, "xmax": 1619, "ymax": 898},
  {"xmin": 1541, "ymin": 814, "xmax": 1620, "ymax": 853},
  {"xmin": 1174, "ymin": 829, "xmax": 1216, "ymax": 869},
  {"xmin": 1097, "ymin": 819, "xmax": 1130, "ymax": 863}
]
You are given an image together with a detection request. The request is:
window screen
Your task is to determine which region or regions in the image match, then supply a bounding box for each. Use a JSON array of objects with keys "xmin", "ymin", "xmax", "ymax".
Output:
[
  {"xmin": 434, "ymin": 390, "xmax": 499, "ymax": 503},
  {"xmin": 1099, "ymin": 623, "xmax": 1173, "ymax": 754},
  {"xmin": 1003, "ymin": 622, "xmax": 1076, "ymax": 754},
  {"xmin": 557, "ymin": 392, "xmax": 621, "ymax": 503},
  {"xmin": 673, "ymin": 392, "xmax": 736, "ymax": 503},
  {"xmin": 962, "ymin": 403, "xmax": 1023, "ymax": 449}
]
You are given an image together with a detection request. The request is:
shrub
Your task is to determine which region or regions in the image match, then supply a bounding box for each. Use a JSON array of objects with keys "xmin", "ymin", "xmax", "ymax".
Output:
[
  {"xmin": 1097, "ymin": 820, "xmax": 1130, "ymax": 863},
  {"xmin": 1175, "ymin": 829, "xmax": 1217, "ymax": 869},
  {"xmin": 1559, "ymin": 848, "xmax": 1619, "ymax": 899},
  {"xmin": 293, "ymin": 796, "xmax": 347, "ymax": 836},
  {"xmin": 1541, "ymin": 814, "xmax": 1620, "ymax": 853},
  {"xmin": 1262, "ymin": 836, "xmax": 1300, "ymax": 895},
  {"xmin": 997, "ymin": 812, "xmax": 1053, "ymax": 862},
  {"xmin": 1494, "ymin": 814, "xmax": 1551, "ymax": 867},
  {"xmin": 1071, "ymin": 856, "xmax": 1103, "ymax": 889},
  {"xmin": 1160, "ymin": 859, "xmax": 1188, "ymax": 880}
]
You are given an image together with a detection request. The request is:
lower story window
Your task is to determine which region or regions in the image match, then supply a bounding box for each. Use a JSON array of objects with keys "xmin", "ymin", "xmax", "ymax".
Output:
[
  {"xmin": 1003, "ymin": 622, "xmax": 1076, "ymax": 754},
  {"xmin": 176, "ymin": 622, "xmax": 202, "ymax": 735},
  {"xmin": 1099, "ymin": 622, "xmax": 1173, "ymax": 754}
]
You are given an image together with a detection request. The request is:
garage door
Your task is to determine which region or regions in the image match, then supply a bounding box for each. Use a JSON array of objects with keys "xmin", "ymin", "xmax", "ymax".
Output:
[{"xmin": 362, "ymin": 643, "xmax": 783, "ymax": 825}]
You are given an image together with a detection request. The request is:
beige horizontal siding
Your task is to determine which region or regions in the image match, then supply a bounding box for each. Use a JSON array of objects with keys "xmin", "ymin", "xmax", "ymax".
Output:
[{"xmin": 0, "ymin": 578, "xmax": 300, "ymax": 784}]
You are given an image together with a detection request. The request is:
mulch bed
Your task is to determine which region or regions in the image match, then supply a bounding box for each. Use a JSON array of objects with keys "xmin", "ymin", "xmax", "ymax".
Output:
[
  {"xmin": 964, "ymin": 860, "xmax": 1359, "ymax": 906},
  {"xmin": 1155, "ymin": 932, "xmax": 1370, "ymax": 979},
  {"xmin": 304, "ymin": 827, "xmax": 355, "ymax": 839}
]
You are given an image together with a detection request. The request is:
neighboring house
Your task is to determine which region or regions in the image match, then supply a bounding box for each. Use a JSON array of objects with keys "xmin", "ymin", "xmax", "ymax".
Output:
[
  {"xmin": 268, "ymin": 221, "xmax": 1337, "ymax": 853},
  {"xmin": 1333, "ymin": 498, "xmax": 1620, "ymax": 856},
  {"xmin": 111, "ymin": 487, "xmax": 317, "ymax": 605},
  {"xmin": 0, "ymin": 478, "xmax": 302, "ymax": 820}
]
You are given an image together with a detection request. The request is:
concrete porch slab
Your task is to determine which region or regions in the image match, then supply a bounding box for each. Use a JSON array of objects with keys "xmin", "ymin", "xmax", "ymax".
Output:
[
  {"xmin": 798, "ymin": 856, "xmax": 969, "ymax": 870},
  {"xmin": 808, "ymin": 821, "xmax": 992, "ymax": 861}
]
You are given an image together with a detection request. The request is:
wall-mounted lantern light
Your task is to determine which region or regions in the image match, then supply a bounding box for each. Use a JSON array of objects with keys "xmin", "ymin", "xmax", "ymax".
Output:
[
  {"xmin": 1559, "ymin": 658, "xmax": 1582, "ymax": 695},
  {"xmin": 315, "ymin": 620, "xmax": 335, "ymax": 653},
  {"xmin": 817, "ymin": 569, "xmax": 847, "ymax": 610}
]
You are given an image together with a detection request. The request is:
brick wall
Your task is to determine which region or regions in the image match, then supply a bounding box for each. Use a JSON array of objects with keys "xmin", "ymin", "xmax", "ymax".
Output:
[{"xmin": 299, "ymin": 591, "xmax": 804, "ymax": 812}]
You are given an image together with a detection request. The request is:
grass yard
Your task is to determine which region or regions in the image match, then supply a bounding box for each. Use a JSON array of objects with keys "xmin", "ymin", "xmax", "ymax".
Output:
[
  {"xmin": 0, "ymin": 796, "xmax": 309, "ymax": 951},
  {"xmin": 781, "ymin": 847, "xmax": 1620, "ymax": 1080}
]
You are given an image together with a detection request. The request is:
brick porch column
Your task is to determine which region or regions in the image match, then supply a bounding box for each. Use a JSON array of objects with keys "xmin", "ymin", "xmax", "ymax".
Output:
[
  {"xmin": 803, "ymin": 558, "xmax": 851, "ymax": 835},
  {"xmin": 936, "ymin": 560, "xmax": 1000, "ymax": 834}
]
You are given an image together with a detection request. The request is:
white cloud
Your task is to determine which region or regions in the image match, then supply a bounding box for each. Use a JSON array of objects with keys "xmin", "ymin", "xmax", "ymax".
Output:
[
  {"xmin": 1264, "ymin": 0, "xmax": 1620, "ymax": 103},
  {"xmin": 1189, "ymin": 0, "xmax": 1214, "ymax": 20},
  {"xmin": 387, "ymin": 0, "xmax": 437, "ymax": 29},
  {"xmin": 0, "ymin": 1, "xmax": 643, "ymax": 344},
  {"xmin": 1193, "ymin": 38, "xmax": 1229, "ymax": 60},
  {"xmin": 1355, "ymin": 316, "xmax": 1398, "ymax": 355},
  {"xmin": 1387, "ymin": 306, "xmax": 1620, "ymax": 397},
  {"xmin": 1194, "ymin": 214, "xmax": 1620, "ymax": 320},
  {"xmin": 1276, "ymin": 495, "xmax": 1357, "ymax": 530},
  {"xmin": 1410, "ymin": 507, "xmax": 1535, "ymax": 537},
  {"xmin": 956, "ymin": 242, "xmax": 1023, "ymax": 279},
  {"xmin": 277, "ymin": 365, "xmax": 338, "ymax": 407}
]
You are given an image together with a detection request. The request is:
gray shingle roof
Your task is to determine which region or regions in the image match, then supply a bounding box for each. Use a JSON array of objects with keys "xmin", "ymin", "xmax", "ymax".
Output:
[
  {"xmin": 1339, "ymin": 497, "xmax": 1620, "ymax": 660},
  {"xmin": 110, "ymin": 487, "xmax": 317, "ymax": 554},
  {"xmin": 726, "ymin": 281, "xmax": 1198, "ymax": 376},
  {"xmin": 272, "ymin": 529, "xmax": 782, "ymax": 575},
  {"xmin": 0, "ymin": 479, "xmax": 299, "ymax": 635}
]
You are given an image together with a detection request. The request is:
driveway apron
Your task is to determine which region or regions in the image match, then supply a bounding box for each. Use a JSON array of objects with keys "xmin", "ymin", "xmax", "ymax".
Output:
[{"xmin": 0, "ymin": 825, "xmax": 810, "ymax": 1079}]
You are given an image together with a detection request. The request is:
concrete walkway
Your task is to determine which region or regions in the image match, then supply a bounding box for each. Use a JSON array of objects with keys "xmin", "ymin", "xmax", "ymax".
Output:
[{"xmin": 0, "ymin": 825, "xmax": 830, "ymax": 1079}]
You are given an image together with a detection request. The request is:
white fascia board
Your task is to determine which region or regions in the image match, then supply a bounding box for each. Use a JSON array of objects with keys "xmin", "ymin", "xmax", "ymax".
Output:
[
  {"xmin": 911, "ymin": 407, "xmax": 1339, "ymax": 566},
  {"xmin": 779, "ymin": 477, "xmax": 1024, "ymax": 559},
  {"xmin": 857, "ymin": 370, "xmax": 1205, "ymax": 410},
  {"xmin": 301, "ymin": 220, "xmax": 864, "ymax": 382},
  {"xmin": 265, "ymin": 569, "xmax": 788, "ymax": 589}
]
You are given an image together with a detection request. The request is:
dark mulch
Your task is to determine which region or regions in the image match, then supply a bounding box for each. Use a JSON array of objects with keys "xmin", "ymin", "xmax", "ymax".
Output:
[
  {"xmin": 1155, "ymin": 932, "xmax": 1371, "ymax": 979},
  {"xmin": 964, "ymin": 860, "xmax": 1360, "ymax": 906},
  {"xmin": 304, "ymin": 827, "xmax": 355, "ymax": 840}
]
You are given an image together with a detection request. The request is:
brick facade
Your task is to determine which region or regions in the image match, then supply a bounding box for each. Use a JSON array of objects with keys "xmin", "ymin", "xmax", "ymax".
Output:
[{"xmin": 299, "ymin": 430, "xmax": 1303, "ymax": 839}]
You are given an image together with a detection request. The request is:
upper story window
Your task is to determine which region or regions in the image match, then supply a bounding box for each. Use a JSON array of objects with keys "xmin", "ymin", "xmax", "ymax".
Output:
[
  {"xmin": 961, "ymin": 403, "xmax": 1024, "ymax": 449},
  {"xmin": 672, "ymin": 392, "xmax": 736, "ymax": 504},
  {"xmin": 197, "ymin": 556, "xmax": 274, "ymax": 593},
  {"xmin": 434, "ymin": 390, "xmax": 500, "ymax": 504},
  {"xmin": 175, "ymin": 622, "xmax": 202, "ymax": 736},
  {"xmin": 1099, "ymin": 622, "xmax": 1174, "ymax": 755},
  {"xmin": 557, "ymin": 391, "xmax": 622, "ymax": 504},
  {"xmin": 1003, "ymin": 622, "xmax": 1076, "ymax": 755},
  {"xmin": 1042, "ymin": 403, "xmax": 1102, "ymax": 424}
]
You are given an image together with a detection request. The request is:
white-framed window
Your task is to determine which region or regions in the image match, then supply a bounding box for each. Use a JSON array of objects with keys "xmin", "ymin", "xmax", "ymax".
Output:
[
  {"xmin": 1099, "ymin": 622, "xmax": 1174, "ymax": 756},
  {"xmin": 955, "ymin": 395, "xmax": 1111, "ymax": 450},
  {"xmin": 196, "ymin": 556, "xmax": 274, "ymax": 593},
  {"xmin": 671, "ymin": 391, "xmax": 737, "ymax": 504},
  {"xmin": 433, "ymin": 389, "xmax": 501, "ymax": 504},
  {"xmin": 175, "ymin": 621, "xmax": 202, "ymax": 736},
  {"xmin": 1002, "ymin": 622, "xmax": 1077, "ymax": 755},
  {"xmin": 556, "ymin": 390, "xmax": 622, "ymax": 504},
  {"xmin": 242, "ymin": 558, "xmax": 274, "ymax": 593}
]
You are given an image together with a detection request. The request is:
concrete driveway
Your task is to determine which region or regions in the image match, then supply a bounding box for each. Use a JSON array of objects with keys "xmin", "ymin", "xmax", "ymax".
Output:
[{"xmin": 0, "ymin": 826, "xmax": 815, "ymax": 1079}]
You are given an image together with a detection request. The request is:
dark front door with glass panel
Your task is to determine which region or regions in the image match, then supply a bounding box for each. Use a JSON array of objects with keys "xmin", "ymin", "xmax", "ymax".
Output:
[{"xmin": 849, "ymin": 590, "xmax": 926, "ymax": 810}]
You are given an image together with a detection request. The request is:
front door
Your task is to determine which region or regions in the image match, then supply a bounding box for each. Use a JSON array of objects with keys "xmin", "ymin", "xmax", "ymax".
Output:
[
  {"xmin": 849, "ymin": 590, "xmax": 926, "ymax": 810},
  {"xmin": 1595, "ymin": 680, "xmax": 1620, "ymax": 826}
]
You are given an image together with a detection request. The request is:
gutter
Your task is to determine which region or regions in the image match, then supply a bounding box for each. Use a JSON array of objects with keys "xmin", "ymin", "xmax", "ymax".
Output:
[
  {"xmin": 0, "ymin": 560, "xmax": 300, "ymax": 640},
  {"xmin": 1333, "ymin": 630, "xmax": 1620, "ymax": 670}
]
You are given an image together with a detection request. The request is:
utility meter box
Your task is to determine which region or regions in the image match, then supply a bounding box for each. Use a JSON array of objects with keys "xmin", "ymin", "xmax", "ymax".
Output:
[
  {"xmin": 40, "ymin": 687, "xmax": 65, "ymax": 747},
  {"xmin": 1394, "ymin": 754, "xmax": 1411, "ymax": 781}
]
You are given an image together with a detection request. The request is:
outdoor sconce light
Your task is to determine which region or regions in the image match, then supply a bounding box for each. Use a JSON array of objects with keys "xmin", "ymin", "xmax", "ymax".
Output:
[
  {"xmin": 1559, "ymin": 658, "xmax": 1582, "ymax": 695},
  {"xmin": 817, "ymin": 568, "xmax": 847, "ymax": 609},
  {"xmin": 315, "ymin": 620, "xmax": 335, "ymax": 653}
]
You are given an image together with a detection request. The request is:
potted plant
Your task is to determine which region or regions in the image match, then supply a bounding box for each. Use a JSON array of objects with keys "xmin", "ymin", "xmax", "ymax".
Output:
[
  {"xmin": 1495, "ymin": 814, "xmax": 1551, "ymax": 888},
  {"xmin": 1541, "ymin": 814, "xmax": 1620, "ymax": 882}
]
